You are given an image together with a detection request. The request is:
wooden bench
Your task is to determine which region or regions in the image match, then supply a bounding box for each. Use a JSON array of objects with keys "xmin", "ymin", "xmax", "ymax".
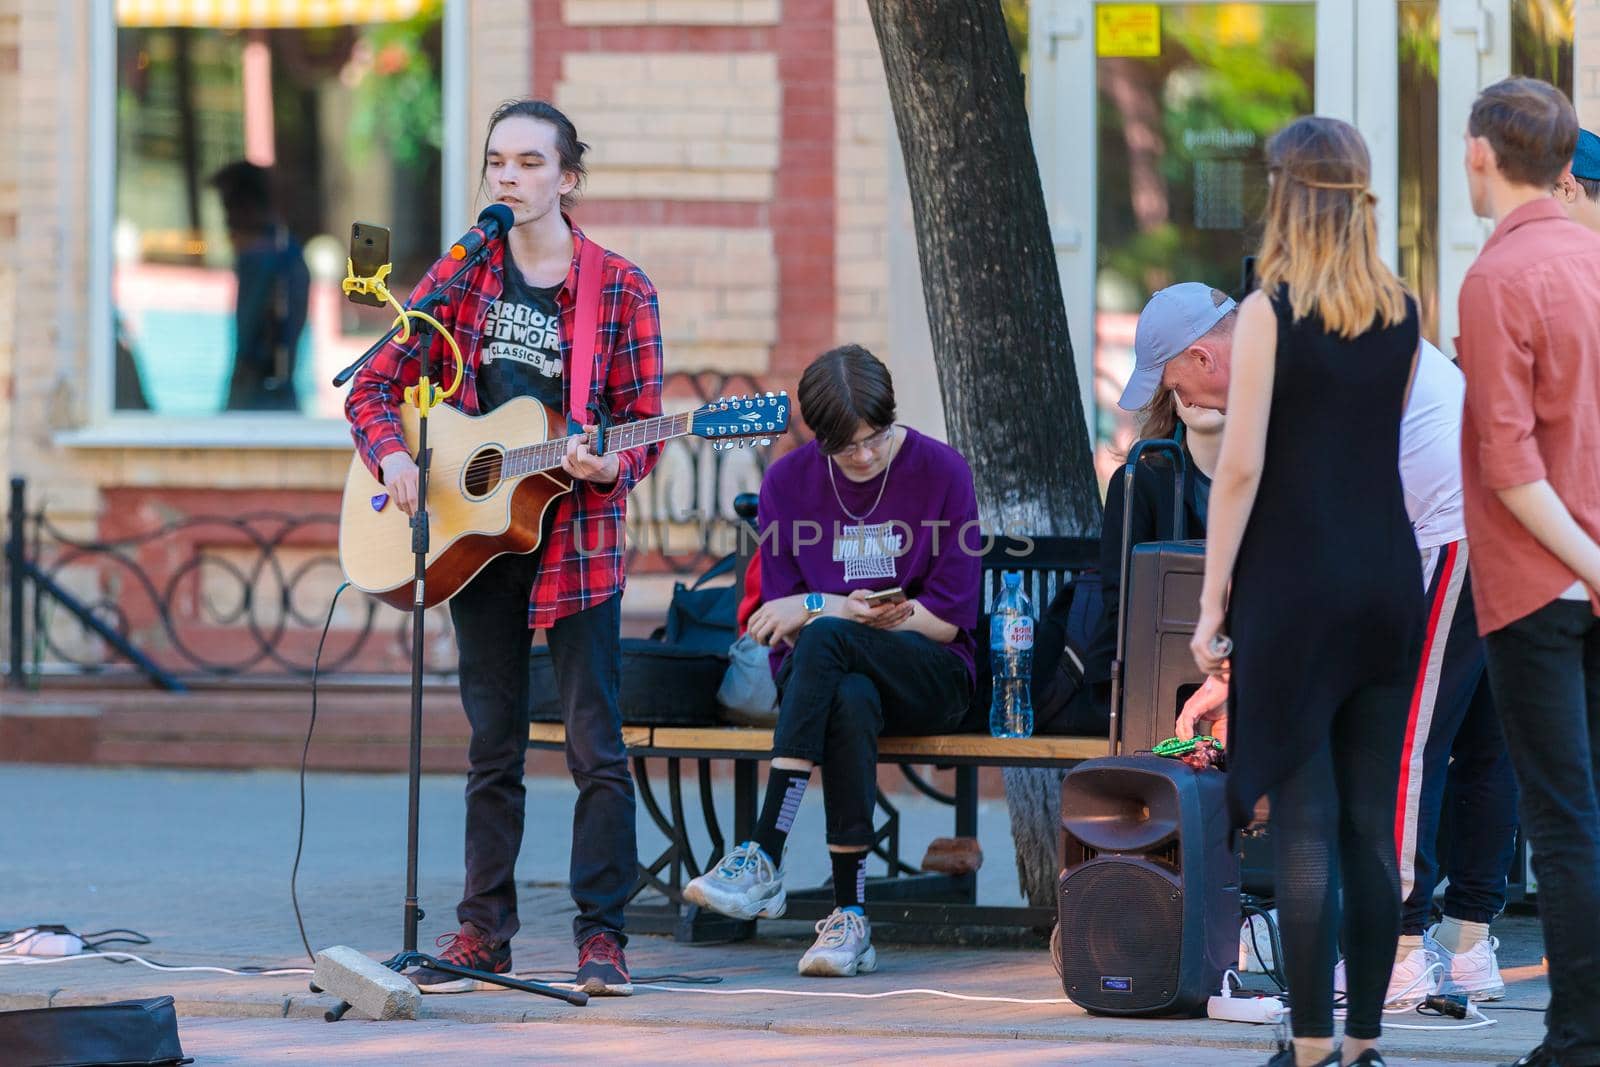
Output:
[{"xmin": 528, "ymin": 535, "xmax": 1107, "ymax": 945}]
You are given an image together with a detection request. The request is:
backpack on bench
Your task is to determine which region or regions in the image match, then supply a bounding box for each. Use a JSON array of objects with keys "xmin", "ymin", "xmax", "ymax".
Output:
[{"xmin": 528, "ymin": 554, "xmax": 735, "ymax": 727}]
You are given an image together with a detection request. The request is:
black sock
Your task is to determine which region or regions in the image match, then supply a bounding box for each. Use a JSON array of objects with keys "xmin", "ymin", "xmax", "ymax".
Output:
[
  {"xmin": 752, "ymin": 766, "xmax": 809, "ymax": 864},
  {"xmin": 831, "ymin": 849, "xmax": 869, "ymax": 911}
]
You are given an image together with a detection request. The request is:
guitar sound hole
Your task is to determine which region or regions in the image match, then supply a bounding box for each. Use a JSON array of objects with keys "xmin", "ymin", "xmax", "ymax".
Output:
[{"xmin": 463, "ymin": 447, "xmax": 505, "ymax": 499}]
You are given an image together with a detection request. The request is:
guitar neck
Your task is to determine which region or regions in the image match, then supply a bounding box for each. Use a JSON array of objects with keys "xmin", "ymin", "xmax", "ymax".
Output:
[{"xmin": 501, "ymin": 411, "xmax": 695, "ymax": 478}]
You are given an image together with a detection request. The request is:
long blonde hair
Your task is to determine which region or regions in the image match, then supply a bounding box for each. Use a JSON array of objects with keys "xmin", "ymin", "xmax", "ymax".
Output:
[{"xmin": 1255, "ymin": 116, "xmax": 1408, "ymax": 338}]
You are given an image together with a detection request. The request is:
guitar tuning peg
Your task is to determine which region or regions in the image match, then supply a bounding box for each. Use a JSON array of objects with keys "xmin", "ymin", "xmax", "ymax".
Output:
[{"xmin": 757, "ymin": 438, "xmax": 772, "ymax": 447}]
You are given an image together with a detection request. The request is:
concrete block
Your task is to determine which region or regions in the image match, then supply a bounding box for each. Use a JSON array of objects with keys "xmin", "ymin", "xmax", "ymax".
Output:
[{"xmin": 313, "ymin": 946, "xmax": 420, "ymax": 1021}]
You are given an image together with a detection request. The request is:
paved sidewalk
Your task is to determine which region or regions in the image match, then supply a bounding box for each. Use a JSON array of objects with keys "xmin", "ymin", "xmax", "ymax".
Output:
[
  {"xmin": 176, "ymin": 1017, "xmax": 1500, "ymax": 1065},
  {"xmin": 0, "ymin": 765, "xmax": 1549, "ymax": 1064}
]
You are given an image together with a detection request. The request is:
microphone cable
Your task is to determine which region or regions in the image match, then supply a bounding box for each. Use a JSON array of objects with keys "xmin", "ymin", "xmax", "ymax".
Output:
[{"xmin": 291, "ymin": 581, "xmax": 351, "ymax": 965}]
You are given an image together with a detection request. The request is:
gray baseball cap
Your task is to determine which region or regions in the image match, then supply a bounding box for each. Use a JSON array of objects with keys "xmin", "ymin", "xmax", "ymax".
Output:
[{"xmin": 1118, "ymin": 282, "xmax": 1238, "ymax": 410}]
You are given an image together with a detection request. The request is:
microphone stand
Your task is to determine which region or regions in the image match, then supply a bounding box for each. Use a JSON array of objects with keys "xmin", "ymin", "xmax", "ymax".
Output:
[{"xmin": 322, "ymin": 242, "xmax": 588, "ymax": 1018}]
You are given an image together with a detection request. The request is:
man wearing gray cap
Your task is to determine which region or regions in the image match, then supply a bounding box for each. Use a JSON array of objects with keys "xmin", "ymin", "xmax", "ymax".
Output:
[
  {"xmin": 1118, "ymin": 282, "xmax": 1237, "ymax": 412},
  {"xmin": 1123, "ymin": 282, "xmax": 1517, "ymax": 1010},
  {"xmin": 1555, "ymin": 126, "xmax": 1600, "ymax": 232}
]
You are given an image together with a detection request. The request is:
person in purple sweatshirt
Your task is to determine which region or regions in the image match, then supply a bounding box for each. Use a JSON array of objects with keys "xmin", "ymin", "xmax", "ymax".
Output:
[{"xmin": 684, "ymin": 343, "xmax": 981, "ymax": 976}]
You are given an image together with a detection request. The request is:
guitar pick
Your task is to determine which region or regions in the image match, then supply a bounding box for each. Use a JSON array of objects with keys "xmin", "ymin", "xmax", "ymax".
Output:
[{"xmin": 370, "ymin": 493, "xmax": 389, "ymax": 512}]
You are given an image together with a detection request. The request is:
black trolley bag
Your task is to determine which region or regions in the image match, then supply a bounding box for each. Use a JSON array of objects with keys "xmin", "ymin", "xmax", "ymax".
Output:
[
  {"xmin": 1102, "ymin": 438, "xmax": 1273, "ymax": 896},
  {"xmin": 1054, "ymin": 440, "xmax": 1243, "ymax": 1016}
]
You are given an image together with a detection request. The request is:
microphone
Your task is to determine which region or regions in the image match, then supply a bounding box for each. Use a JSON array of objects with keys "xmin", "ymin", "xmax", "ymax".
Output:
[{"xmin": 449, "ymin": 203, "xmax": 514, "ymax": 261}]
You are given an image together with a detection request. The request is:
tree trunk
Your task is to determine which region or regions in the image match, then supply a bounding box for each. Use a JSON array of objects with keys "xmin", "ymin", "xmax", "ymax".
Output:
[{"xmin": 867, "ymin": 0, "xmax": 1103, "ymax": 906}]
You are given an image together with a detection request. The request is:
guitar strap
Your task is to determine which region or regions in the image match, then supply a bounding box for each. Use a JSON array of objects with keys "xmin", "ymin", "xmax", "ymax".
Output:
[{"xmin": 568, "ymin": 235, "xmax": 605, "ymax": 436}]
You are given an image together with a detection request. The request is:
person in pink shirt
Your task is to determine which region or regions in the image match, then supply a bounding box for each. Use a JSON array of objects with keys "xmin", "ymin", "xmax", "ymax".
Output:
[{"xmin": 1456, "ymin": 77, "xmax": 1600, "ymax": 1067}]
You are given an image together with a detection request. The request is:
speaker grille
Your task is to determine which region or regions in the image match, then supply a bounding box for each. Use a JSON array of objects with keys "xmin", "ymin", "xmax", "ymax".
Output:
[{"xmin": 1058, "ymin": 859, "xmax": 1183, "ymax": 1014}]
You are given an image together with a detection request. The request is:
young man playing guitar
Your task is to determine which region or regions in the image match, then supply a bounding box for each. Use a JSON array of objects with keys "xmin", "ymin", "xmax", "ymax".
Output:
[{"xmin": 345, "ymin": 99, "xmax": 663, "ymax": 996}]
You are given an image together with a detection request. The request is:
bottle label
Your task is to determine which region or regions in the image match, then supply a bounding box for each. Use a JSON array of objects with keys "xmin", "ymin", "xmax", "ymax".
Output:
[{"xmin": 1003, "ymin": 617, "xmax": 1034, "ymax": 650}]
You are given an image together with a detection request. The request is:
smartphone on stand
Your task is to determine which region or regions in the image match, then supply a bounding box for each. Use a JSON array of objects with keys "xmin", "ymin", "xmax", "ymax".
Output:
[{"xmin": 347, "ymin": 222, "xmax": 392, "ymax": 307}]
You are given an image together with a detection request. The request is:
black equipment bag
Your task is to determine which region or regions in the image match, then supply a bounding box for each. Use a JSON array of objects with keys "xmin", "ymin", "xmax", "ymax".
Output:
[
  {"xmin": 0, "ymin": 996, "xmax": 192, "ymax": 1067},
  {"xmin": 528, "ymin": 552, "xmax": 736, "ymax": 727},
  {"xmin": 530, "ymin": 638, "xmax": 727, "ymax": 726}
]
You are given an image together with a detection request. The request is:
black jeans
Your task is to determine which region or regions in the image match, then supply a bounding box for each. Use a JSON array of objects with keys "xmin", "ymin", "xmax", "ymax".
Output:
[
  {"xmin": 449, "ymin": 550, "xmax": 636, "ymax": 949},
  {"xmin": 1270, "ymin": 674, "xmax": 1412, "ymax": 1042},
  {"xmin": 772, "ymin": 616, "xmax": 971, "ymax": 848},
  {"xmin": 1484, "ymin": 598, "xmax": 1600, "ymax": 1065}
]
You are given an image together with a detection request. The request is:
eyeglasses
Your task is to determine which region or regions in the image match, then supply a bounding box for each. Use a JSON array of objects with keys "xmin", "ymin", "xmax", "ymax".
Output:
[{"xmin": 823, "ymin": 425, "xmax": 894, "ymax": 458}]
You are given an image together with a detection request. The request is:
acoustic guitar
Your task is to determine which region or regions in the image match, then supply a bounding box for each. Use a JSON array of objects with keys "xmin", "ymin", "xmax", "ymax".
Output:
[{"xmin": 339, "ymin": 392, "xmax": 789, "ymax": 610}]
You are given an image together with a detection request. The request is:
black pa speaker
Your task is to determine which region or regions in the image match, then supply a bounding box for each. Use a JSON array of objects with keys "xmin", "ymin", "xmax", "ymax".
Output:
[{"xmin": 1055, "ymin": 756, "xmax": 1239, "ymax": 1016}]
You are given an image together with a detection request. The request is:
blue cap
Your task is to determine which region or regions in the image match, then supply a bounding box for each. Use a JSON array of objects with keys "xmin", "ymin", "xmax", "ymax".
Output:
[{"xmin": 1574, "ymin": 128, "xmax": 1600, "ymax": 181}]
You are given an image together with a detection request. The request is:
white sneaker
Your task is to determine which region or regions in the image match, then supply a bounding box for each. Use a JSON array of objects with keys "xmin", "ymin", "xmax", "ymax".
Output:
[
  {"xmin": 1429, "ymin": 925, "xmax": 1505, "ymax": 1002},
  {"xmin": 1334, "ymin": 942, "xmax": 1441, "ymax": 1009},
  {"xmin": 681, "ymin": 841, "xmax": 786, "ymax": 920},
  {"xmin": 798, "ymin": 908, "xmax": 877, "ymax": 977}
]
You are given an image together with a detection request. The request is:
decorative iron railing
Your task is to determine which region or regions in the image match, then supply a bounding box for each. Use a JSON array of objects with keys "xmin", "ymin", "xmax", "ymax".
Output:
[{"xmin": 3, "ymin": 373, "xmax": 779, "ymax": 687}]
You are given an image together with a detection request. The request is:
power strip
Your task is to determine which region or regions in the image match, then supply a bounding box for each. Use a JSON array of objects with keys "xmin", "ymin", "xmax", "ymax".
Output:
[
  {"xmin": 1207, "ymin": 991, "xmax": 1286, "ymax": 1025},
  {"xmin": 0, "ymin": 927, "xmax": 85, "ymax": 958}
]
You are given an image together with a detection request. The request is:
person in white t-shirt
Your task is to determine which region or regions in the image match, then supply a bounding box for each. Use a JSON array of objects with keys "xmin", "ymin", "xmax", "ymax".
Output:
[{"xmin": 1120, "ymin": 289, "xmax": 1519, "ymax": 1009}]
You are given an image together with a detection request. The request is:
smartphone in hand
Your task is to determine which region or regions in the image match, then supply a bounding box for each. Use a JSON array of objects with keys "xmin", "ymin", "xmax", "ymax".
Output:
[{"xmin": 861, "ymin": 587, "xmax": 906, "ymax": 606}]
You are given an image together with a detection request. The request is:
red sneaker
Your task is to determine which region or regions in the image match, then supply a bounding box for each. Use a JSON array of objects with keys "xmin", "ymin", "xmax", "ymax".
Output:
[
  {"xmin": 408, "ymin": 924, "xmax": 511, "ymax": 994},
  {"xmin": 575, "ymin": 931, "xmax": 633, "ymax": 996}
]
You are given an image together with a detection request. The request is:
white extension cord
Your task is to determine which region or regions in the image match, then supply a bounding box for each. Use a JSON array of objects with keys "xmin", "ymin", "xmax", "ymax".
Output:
[
  {"xmin": 0, "ymin": 928, "xmax": 86, "ymax": 958},
  {"xmin": 0, "ymin": 950, "xmax": 311, "ymax": 977},
  {"xmin": 1208, "ymin": 971, "xmax": 1287, "ymax": 1024}
]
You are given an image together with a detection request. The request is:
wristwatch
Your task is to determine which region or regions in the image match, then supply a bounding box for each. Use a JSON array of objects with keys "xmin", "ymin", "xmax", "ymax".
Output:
[{"xmin": 804, "ymin": 592, "xmax": 826, "ymax": 621}]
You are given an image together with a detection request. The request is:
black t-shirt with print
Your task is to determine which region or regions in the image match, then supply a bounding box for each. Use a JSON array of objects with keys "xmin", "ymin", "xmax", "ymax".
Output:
[{"xmin": 477, "ymin": 249, "xmax": 564, "ymax": 413}]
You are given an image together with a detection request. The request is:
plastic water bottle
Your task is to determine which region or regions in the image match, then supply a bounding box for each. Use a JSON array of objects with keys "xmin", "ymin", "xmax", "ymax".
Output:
[{"xmin": 988, "ymin": 572, "xmax": 1034, "ymax": 738}]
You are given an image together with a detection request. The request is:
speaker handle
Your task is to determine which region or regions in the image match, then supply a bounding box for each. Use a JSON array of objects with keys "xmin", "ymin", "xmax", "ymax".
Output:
[{"xmin": 1109, "ymin": 439, "xmax": 1189, "ymax": 757}]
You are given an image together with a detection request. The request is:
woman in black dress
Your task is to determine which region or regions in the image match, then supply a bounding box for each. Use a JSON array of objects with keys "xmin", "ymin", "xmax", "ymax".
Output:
[{"xmin": 1190, "ymin": 117, "xmax": 1424, "ymax": 1067}]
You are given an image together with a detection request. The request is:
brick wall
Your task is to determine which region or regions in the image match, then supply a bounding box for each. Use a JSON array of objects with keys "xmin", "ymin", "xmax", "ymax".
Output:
[
  {"xmin": 551, "ymin": 35, "xmax": 784, "ymax": 373},
  {"xmin": 0, "ymin": 0, "xmax": 17, "ymax": 483},
  {"xmin": 465, "ymin": 0, "xmax": 533, "ymax": 220},
  {"xmin": 834, "ymin": 0, "xmax": 890, "ymax": 359},
  {"xmin": 564, "ymin": 0, "xmax": 779, "ymax": 24},
  {"xmin": 538, "ymin": 0, "xmax": 835, "ymax": 393}
]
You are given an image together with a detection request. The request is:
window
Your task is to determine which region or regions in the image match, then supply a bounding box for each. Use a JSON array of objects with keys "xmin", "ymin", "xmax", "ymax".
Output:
[
  {"xmin": 1093, "ymin": 3, "xmax": 1315, "ymax": 467},
  {"xmin": 109, "ymin": 0, "xmax": 445, "ymax": 423}
]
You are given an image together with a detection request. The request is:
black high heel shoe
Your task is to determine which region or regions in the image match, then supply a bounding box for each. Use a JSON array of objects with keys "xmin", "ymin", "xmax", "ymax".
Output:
[{"xmin": 1262, "ymin": 1044, "xmax": 1341, "ymax": 1066}]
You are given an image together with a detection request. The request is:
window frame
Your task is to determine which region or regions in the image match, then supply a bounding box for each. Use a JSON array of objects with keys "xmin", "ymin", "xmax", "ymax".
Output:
[
  {"xmin": 1027, "ymin": 0, "xmax": 1398, "ymax": 438},
  {"xmin": 67, "ymin": 0, "xmax": 467, "ymax": 450}
]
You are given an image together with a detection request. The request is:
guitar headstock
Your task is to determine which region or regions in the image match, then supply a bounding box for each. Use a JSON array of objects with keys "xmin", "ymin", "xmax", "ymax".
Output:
[{"xmin": 690, "ymin": 392, "xmax": 790, "ymax": 450}]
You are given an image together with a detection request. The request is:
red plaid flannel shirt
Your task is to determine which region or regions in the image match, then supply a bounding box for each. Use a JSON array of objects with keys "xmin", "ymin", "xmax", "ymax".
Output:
[{"xmin": 346, "ymin": 221, "xmax": 664, "ymax": 627}]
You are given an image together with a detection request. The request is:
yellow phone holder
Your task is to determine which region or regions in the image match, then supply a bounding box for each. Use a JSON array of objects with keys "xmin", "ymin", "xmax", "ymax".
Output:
[{"xmin": 342, "ymin": 258, "xmax": 464, "ymax": 414}]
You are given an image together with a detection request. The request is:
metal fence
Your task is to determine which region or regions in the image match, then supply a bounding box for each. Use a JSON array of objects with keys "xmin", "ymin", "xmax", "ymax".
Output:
[{"xmin": 4, "ymin": 374, "xmax": 777, "ymax": 688}]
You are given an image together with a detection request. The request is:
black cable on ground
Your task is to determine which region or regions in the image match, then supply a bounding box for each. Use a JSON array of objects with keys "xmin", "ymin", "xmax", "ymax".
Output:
[
  {"xmin": 517, "ymin": 970, "xmax": 722, "ymax": 985},
  {"xmin": 292, "ymin": 581, "xmax": 351, "ymax": 965},
  {"xmin": 80, "ymin": 929, "xmax": 151, "ymax": 951},
  {"xmin": 1478, "ymin": 1004, "xmax": 1550, "ymax": 1013},
  {"xmin": 1241, "ymin": 896, "xmax": 1286, "ymax": 992}
]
